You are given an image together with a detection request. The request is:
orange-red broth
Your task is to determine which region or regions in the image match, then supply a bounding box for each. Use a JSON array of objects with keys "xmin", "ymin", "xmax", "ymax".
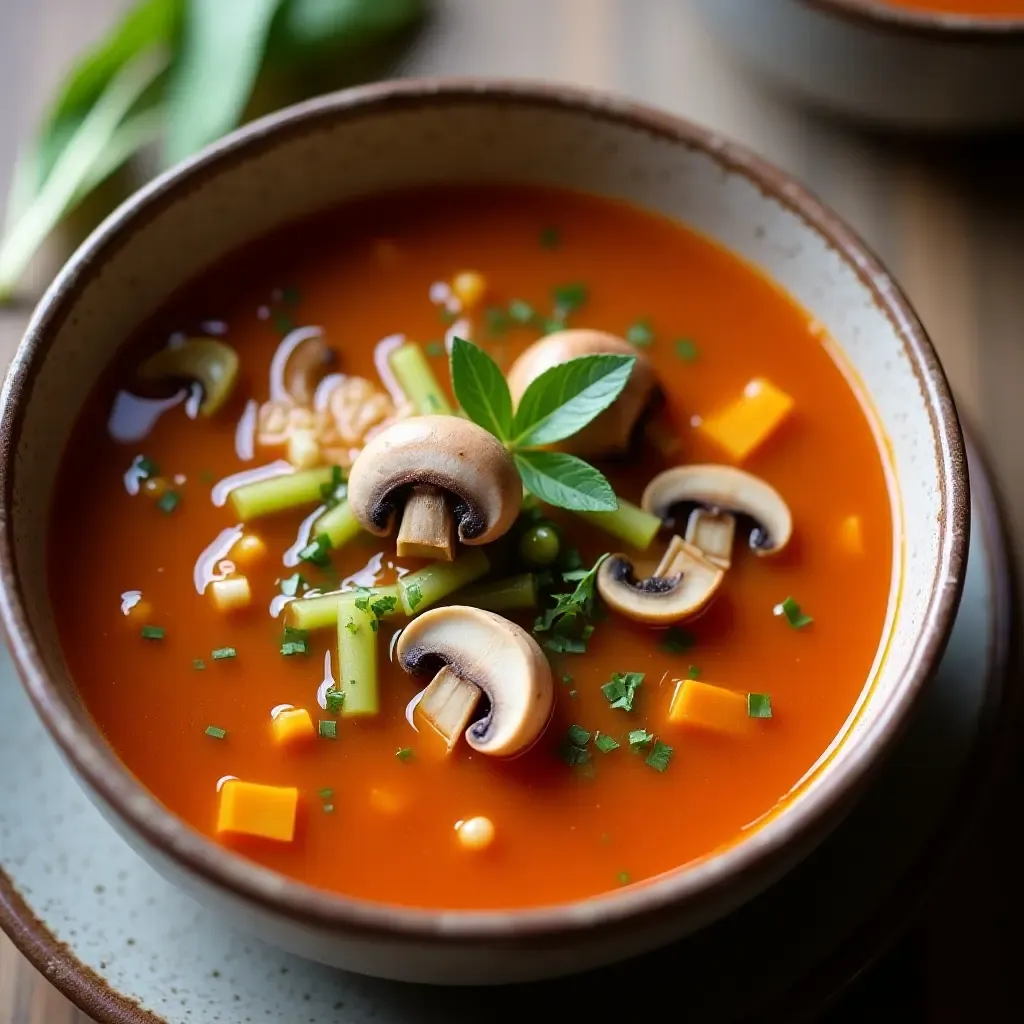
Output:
[{"xmin": 50, "ymin": 186, "xmax": 892, "ymax": 909}]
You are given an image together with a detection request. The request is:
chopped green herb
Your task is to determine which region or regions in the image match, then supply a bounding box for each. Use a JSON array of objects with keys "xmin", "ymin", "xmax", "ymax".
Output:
[
  {"xmin": 540, "ymin": 226, "xmax": 561, "ymax": 249},
  {"xmin": 157, "ymin": 490, "xmax": 180, "ymax": 514},
  {"xmin": 280, "ymin": 641, "xmax": 306, "ymax": 656},
  {"xmin": 319, "ymin": 466, "xmax": 345, "ymax": 509},
  {"xmin": 628, "ymin": 728, "xmax": 654, "ymax": 750},
  {"xmin": 353, "ymin": 596, "xmax": 369, "ymax": 611},
  {"xmin": 318, "ymin": 720, "xmax": 338, "ymax": 740},
  {"xmin": 424, "ymin": 341, "xmax": 445, "ymax": 358},
  {"xmin": 688, "ymin": 664, "xmax": 701, "ymax": 680},
  {"xmin": 370, "ymin": 595, "xmax": 398, "ymax": 619},
  {"xmin": 534, "ymin": 555, "xmax": 607, "ymax": 647},
  {"xmin": 646, "ymin": 739, "xmax": 673, "ymax": 772},
  {"xmin": 299, "ymin": 533, "xmax": 333, "ymax": 568},
  {"xmin": 280, "ymin": 573, "xmax": 306, "ymax": 597},
  {"xmin": 396, "ymin": 746, "xmax": 415, "ymax": 762},
  {"xmin": 626, "ymin": 319, "xmax": 654, "ymax": 347},
  {"xmin": 318, "ymin": 787, "xmax": 334, "ymax": 800},
  {"xmin": 135, "ymin": 455, "xmax": 159, "ymax": 479},
  {"xmin": 192, "ymin": 658, "xmax": 206, "ymax": 670},
  {"xmin": 561, "ymin": 673, "xmax": 574, "ymax": 686},
  {"xmin": 552, "ymin": 281, "xmax": 588, "ymax": 318},
  {"xmin": 661, "ymin": 627, "xmax": 694, "ymax": 653},
  {"xmin": 140, "ymin": 625, "xmax": 165, "ymax": 640},
  {"xmin": 211, "ymin": 647, "xmax": 236, "ymax": 661},
  {"xmin": 777, "ymin": 596, "xmax": 813, "ymax": 628},
  {"xmin": 602, "ymin": 672, "xmax": 643, "ymax": 712},
  {"xmin": 281, "ymin": 286, "xmax": 300, "ymax": 307},
  {"xmin": 325, "ymin": 688, "xmax": 345, "ymax": 714},
  {"xmin": 566, "ymin": 723, "xmax": 591, "ymax": 747},
  {"xmin": 617, "ymin": 871, "xmax": 631, "ymax": 885},
  {"xmin": 344, "ymin": 619, "xmax": 359, "ymax": 635},
  {"xmin": 508, "ymin": 298, "xmax": 538, "ymax": 325},
  {"xmin": 272, "ymin": 312, "xmax": 294, "ymax": 335},
  {"xmin": 204, "ymin": 725, "xmax": 227, "ymax": 739},
  {"xmin": 543, "ymin": 634, "xmax": 588, "ymax": 655},
  {"xmin": 595, "ymin": 733, "xmax": 620, "ymax": 753},
  {"xmin": 485, "ymin": 306, "xmax": 510, "ymax": 335},
  {"xmin": 673, "ymin": 338, "xmax": 699, "ymax": 362},
  {"xmin": 747, "ymin": 693, "xmax": 773, "ymax": 719}
]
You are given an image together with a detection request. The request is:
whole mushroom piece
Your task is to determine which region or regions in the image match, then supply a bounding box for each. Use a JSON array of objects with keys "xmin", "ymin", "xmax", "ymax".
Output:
[
  {"xmin": 395, "ymin": 606, "xmax": 554, "ymax": 757},
  {"xmin": 597, "ymin": 464, "xmax": 792, "ymax": 625},
  {"xmin": 347, "ymin": 415, "xmax": 521, "ymax": 562},
  {"xmin": 507, "ymin": 329, "xmax": 657, "ymax": 458}
]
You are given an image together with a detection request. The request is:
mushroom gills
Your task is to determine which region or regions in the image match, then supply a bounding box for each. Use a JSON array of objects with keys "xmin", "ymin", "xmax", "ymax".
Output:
[
  {"xmin": 415, "ymin": 666, "xmax": 482, "ymax": 752},
  {"xmin": 685, "ymin": 508, "xmax": 737, "ymax": 570},
  {"xmin": 396, "ymin": 485, "xmax": 455, "ymax": 561}
]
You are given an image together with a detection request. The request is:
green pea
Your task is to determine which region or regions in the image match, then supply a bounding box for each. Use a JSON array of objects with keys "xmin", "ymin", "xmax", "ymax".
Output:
[{"xmin": 519, "ymin": 523, "xmax": 560, "ymax": 567}]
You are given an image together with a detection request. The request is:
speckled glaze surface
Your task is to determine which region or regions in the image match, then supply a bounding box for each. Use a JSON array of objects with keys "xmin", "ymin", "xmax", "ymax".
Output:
[
  {"xmin": 0, "ymin": 80, "xmax": 967, "ymax": 984},
  {"xmin": 696, "ymin": 0, "xmax": 1024, "ymax": 130},
  {"xmin": 0, "ymin": 440, "xmax": 1005, "ymax": 1023}
]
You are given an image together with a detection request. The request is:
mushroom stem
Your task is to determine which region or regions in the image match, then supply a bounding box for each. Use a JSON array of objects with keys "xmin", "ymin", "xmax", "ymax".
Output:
[
  {"xmin": 396, "ymin": 485, "xmax": 456, "ymax": 561},
  {"xmin": 415, "ymin": 666, "xmax": 483, "ymax": 752},
  {"xmin": 684, "ymin": 509, "xmax": 737, "ymax": 570}
]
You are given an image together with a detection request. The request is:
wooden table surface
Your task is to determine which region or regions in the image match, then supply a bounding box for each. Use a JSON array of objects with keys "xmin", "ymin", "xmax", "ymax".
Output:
[{"xmin": 2, "ymin": 1, "xmax": 1022, "ymax": 1020}]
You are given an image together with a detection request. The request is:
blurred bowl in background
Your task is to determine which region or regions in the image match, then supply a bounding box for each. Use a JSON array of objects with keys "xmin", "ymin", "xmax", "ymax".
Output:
[{"xmin": 694, "ymin": 0, "xmax": 1024, "ymax": 132}]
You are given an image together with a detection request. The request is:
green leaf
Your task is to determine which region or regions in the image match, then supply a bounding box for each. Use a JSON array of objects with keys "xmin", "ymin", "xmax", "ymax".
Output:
[
  {"xmin": 270, "ymin": 0, "xmax": 426, "ymax": 60},
  {"xmin": 0, "ymin": 49, "xmax": 170, "ymax": 302},
  {"xmin": 449, "ymin": 337, "xmax": 513, "ymax": 440},
  {"xmin": 164, "ymin": 0, "xmax": 284, "ymax": 164},
  {"xmin": 514, "ymin": 452, "xmax": 617, "ymax": 512},
  {"xmin": 512, "ymin": 354, "xmax": 635, "ymax": 448}
]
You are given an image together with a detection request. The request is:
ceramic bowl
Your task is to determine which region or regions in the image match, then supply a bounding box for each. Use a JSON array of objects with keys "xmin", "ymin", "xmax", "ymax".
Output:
[
  {"xmin": 695, "ymin": 0, "xmax": 1024, "ymax": 131},
  {"xmin": 0, "ymin": 78, "xmax": 967, "ymax": 985}
]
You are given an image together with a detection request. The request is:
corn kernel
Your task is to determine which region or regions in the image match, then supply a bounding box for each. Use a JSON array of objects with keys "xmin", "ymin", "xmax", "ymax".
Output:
[
  {"xmin": 839, "ymin": 515, "xmax": 864, "ymax": 556},
  {"xmin": 210, "ymin": 575, "xmax": 252, "ymax": 612},
  {"xmin": 451, "ymin": 271, "xmax": 487, "ymax": 311},
  {"xmin": 124, "ymin": 598, "xmax": 154, "ymax": 623},
  {"xmin": 700, "ymin": 378, "xmax": 793, "ymax": 462},
  {"xmin": 456, "ymin": 816, "xmax": 495, "ymax": 851},
  {"xmin": 231, "ymin": 533, "xmax": 266, "ymax": 567},
  {"xmin": 287, "ymin": 429, "xmax": 321, "ymax": 470},
  {"xmin": 272, "ymin": 707, "xmax": 315, "ymax": 747},
  {"xmin": 142, "ymin": 476, "xmax": 169, "ymax": 498},
  {"xmin": 216, "ymin": 780, "xmax": 298, "ymax": 842}
]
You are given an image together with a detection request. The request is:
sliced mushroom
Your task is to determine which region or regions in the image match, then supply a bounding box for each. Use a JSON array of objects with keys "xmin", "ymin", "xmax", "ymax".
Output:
[
  {"xmin": 641, "ymin": 464, "xmax": 792, "ymax": 570},
  {"xmin": 396, "ymin": 606, "xmax": 554, "ymax": 757},
  {"xmin": 347, "ymin": 415, "xmax": 521, "ymax": 562},
  {"xmin": 137, "ymin": 337, "xmax": 239, "ymax": 416},
  {"xmin": 507, "ymin": 330, "xmax": 657, "ymax": 457},
  {"xmin": 597, "ymin": 536, "xmax": 725, "ymax": 625},
  {"xmin": 284, "ymin": 335, "xmax": 336, "ymax": 406}
]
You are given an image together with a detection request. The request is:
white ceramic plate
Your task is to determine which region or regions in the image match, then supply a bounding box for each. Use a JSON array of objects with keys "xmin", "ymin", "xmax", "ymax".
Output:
[{"xmin": 0, "ymin": 440, "xmax": 1008, "ymax": 1023}]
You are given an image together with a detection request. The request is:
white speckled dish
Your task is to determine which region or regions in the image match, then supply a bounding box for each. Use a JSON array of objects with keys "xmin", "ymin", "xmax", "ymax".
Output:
[
  {"xmin": 0, "ymin": 80, "xmax": 967, "ymax": 983},
  {"xmin": 0, "ymin": 436, "xmax": 1008, "ymax": 1023}
]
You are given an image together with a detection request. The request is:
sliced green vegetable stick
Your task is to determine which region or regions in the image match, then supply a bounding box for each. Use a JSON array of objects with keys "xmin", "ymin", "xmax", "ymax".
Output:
[
  {"xmin": 229, "ymin": 466, "xmax": 338, "ymax": 521},
  {"xmin": 337, "ymin": 602, "xmax": 379, "ymax": 717},
  {"xmin": 577, "ymin": 497, "xmax": 661, "ymax": 551},
  {"xmin": 288, "ymin": 585, "xmax": 400, "ymax": 632},
  {"xmin": 398, "ymin": 549, "xmax": 489, "ymax": 616},
  {"xmin": 314, "ymin": 498, "xmax": 363, "ymax": 549},
  {"xmin": 454, "ymin": 573, "xmax": 537, "ymax": 613},
  {"xmin": 388, "ymin": 342, "xmax": 453, "ymax": 415}
]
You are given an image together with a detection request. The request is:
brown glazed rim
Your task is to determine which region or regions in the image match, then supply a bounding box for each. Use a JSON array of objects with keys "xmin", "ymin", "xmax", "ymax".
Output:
[
  {"xmin": 0, "ymin": 79, "xmax": 968, "ymax": 951},
  {"xmin": 805, "ymin": 0, "xmax": 1024, "ymax": 39}
]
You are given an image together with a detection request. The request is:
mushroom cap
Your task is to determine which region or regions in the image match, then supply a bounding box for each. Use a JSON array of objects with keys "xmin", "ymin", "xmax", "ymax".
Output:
[
  {"xmin": 137, "ymin": 337, "xmax": 239, "ymax": 416},
  {"xmin": 597, "ymin": 539, "xmax": 725, "ymax": 625},
  {"xmin": 395, "ymin": 606, "xmax": 554, "ymax": 757},
  {"xmin": 642, "ymin": 464, "xmax": 792, "ymax": 556},
  {"xmin": 507, "ymin": 330, "xmax": 657, "ymax": 457},
  {"xmin": 347, "ymin": 415, "xmax": 521, "ymax": 545}
]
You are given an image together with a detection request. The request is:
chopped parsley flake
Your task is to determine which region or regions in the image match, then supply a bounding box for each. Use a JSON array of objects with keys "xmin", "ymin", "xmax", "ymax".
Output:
[
  {"xmin": 371, "ymin": 595, "xmax": 398, "ymax": 619},
  {"xmin": 135, "ymin": 455, "xmax": 159, "ymax": 479},
  {"xmin": 344, "ymin": 619, "xmax": 359, "ymax": 635},
  {"xmin": 561, "ymin": 673, "xmax": 574, "ymax": 685},
  {"xmin": 674, "ymin": 338, "xmax": 699, "ymax": 362},
  {"xmin": 688, "ymin": 664, "xmax": 701, "ymax": 679},
  {"xmin": 552, "ymin": 281, "xmax": 588, "ymax": 319},
  {"xmin": 566, "ymin": 724, "xmax": 591, "ymax": 747},
  {"xmin": 204, "ymin": 725, "xmax": 227, "ymax": 739},
  {"xmin": 404, "ymin": 581, "xmax": 424, "ymax": 610},
  {"xmin": 617, "ymin": 871, "xmax": 631, "ymax": 885},
  {"xmin": 602, "ymin": 672, "xmax": 643, "ymax": 712},
  {"xmin": 279, "ymin": 625, "xmax": 308, "ymax": 656},
  {"xmin": 299, "ymin": 533, "xmax": 333, "ymax": 568},
  {"xmin": 559, "ymin": 724, "xmax": 593, "ymax": 766},
  {"xmin": 646, "ymin": 739, "xmax": 673, "ymax": 772},
  {"xmin": 396, "ymin": 746, "xmax": 415, "ymax": 762},
  {"xmin": 192, "ymin": 658, "xmax": 206, "ymax": 670},
  {"xmin": 280, "ymin": 573, "xmax": 305, "ymax": 597},
  {"xmin": 747, "ymin": 693, "xmax": 773, "ymax": 719},
  {"xmin": 211, "ymin": 647, "xmax": 236, "ymax": 661},
  {"xmin": 540, "ymin": 226, "xmax": 561, "ymax": 249},
  {"xmin": 325, "ymin": 688, "xmax": 345, "ymax": 714},
  {"xmin": 626, "ymin": 319, "xmax": 654, "ymax": 347},
  {"xmin": 318, "ymin": 787, "xmax": 334, "ymax": 800},
  {"xmin": 157, "ymin": 490, "xmax": 180, "ymax": 514},
  {"xmin": 595, "ymin": 733, "xmax": 620, "ymax": 753},
  {"xmin": 140, "ymin": 625, "xmax": 164, "ymax": 640},
  {"xmin": 661, "ymin": 627, "xmax": 694, "ymax": 653},
  {"xmin": 776, "ymin": 596, "xmax": 813, "ymax": 628},
  {"xmin": 534, "ymin": 554, "xmax": 606, "ymax": 654},
  {"xmin": 424, "ymin": 340, "xmax": 445, "ymax": 358},
  {"xmin": 318, "ymin": 720, "xmax": 338, "ymax": 740},
  {"xmin": 628, "ymin": 728, "xmax": 654, "ymax": 751},
  {"xmin": 508, "ymin": 298, "xmax": 538, "ymax": 325}
]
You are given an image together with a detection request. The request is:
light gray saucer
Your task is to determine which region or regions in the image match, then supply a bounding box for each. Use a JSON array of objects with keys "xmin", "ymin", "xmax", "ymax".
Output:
[{"xmin": 0, "ymin": 438, "xmax": 1012, "ymax": 1024}]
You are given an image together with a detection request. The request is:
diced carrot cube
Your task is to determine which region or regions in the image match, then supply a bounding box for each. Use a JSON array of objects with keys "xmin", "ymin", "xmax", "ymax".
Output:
[
  {"xmin": 839, "ymin": 514, "xmax": 864, "ymax": 556},
  {"xmin": 668, "ymin": 679, "xmax": 751, "ymax": 736},
  {"xmin": 216, "ymin": 780, "xmax": 298, "ymax": 842},
  {"xmin": 700, "ymin": 378, "xmax": 793, "ymax": 462},
  {"xmin": 272, "ymin": 707, "xmax": 315, "ymax": 747}
]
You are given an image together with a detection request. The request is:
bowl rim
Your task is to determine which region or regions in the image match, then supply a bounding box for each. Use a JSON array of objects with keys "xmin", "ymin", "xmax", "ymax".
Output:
[
  {"xmin": 804, "ymin": 0, "xmax": 1024, "ymax": 39},
  {"xmin": 0, "ymin": 76, "xmax": 969, "ymax": 944}
]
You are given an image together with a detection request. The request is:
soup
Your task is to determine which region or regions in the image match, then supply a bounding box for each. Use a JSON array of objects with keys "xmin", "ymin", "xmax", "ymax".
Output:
[
  {"xmin": 50, "ymin": 185, "xmax": 893, "ymax": 910},
  {"xmin": 868, "ymin": 0, "xmax": 1024, "ymax": 16}
]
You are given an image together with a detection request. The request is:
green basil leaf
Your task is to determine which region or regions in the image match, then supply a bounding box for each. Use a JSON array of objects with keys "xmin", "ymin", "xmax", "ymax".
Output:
[
  {"xmin": 164, "ymin": 0, "xmax": 285, "ymax": 164},
  {"xmin": 0, "ymin": 50, "xmax": 170, "ymax": 302},
  {"xmin": 449, "ymin": 336, "xmax": 513, "ymax": 441},
  {"xmin": 512, "ymin": 354, "xmax": 635, "ymax": 448},
  {"xmin": 514, "ymin": 452, "xmax": 618, "ymax": 512}
]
